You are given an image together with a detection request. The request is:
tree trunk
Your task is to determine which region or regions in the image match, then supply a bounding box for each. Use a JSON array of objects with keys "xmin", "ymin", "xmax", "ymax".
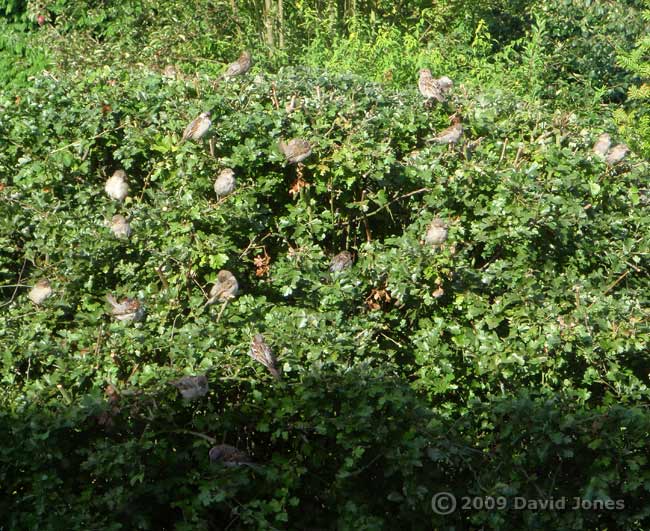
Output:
[
  {"xmin": 277, "ymin": 0, "xmax": 284, "ymax": 49},
  {"xmin": 264, "ymin": 0, "xmax": 275, "ymax": 49}
]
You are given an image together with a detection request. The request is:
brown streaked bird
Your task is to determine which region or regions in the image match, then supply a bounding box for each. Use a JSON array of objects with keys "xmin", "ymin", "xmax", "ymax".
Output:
[
  {"xmin": 28, "ymin": 278, "xmax": 53, "ymax": 305},
  {"xmin": 209, "ymin": 444, "xmax": 254, "ymax": 466},
  {"xmin": 432, "ymin": 115, "xmax": 463, "ymax": 145},
  {"xmin": 163, "ymin": 64, "xmax": 178, "ymax": 79},
  {"xmin": 222, "ymin": 51, "xmax": 252, "ymax": 79},
  {"xmin": 424, "ymin": 218, "xmax": 448, "ymax": 248},
  {"xmin": 110, "ymin": 214, "xmax": 131, "ymax": 239},
  {"xmin": 279, "ymin": 138, "xmax": 312, "ymax": 164},
  {"xmin": 106, "ymin": 293, "xmax": 145, "ymax": 322},
  {"xmin": 181, "ymin": 111, "xmax": 211, "ymax": 143},
  {"xmin": 592, "ymin": 133, "xmax": 611, "ymax": 158},
  {"xmin": 606, "ymin": 143, "xmax": 629, "ymax": 165},
  {"xmin": 418, "ymin": 69, "xmax": 453, "ymax": 103},
  {"xmin": 329, "ymin": 251, "xmax": 354, "ymax": 273},
  {"xmin": 205, "ymin": 270, "xmax": 239, "ymax": 306},
  {"xmin": 170, "ymin": 375, "xmax": 209, "ymax": 401},
  {"xmin": 213, "ymin": 168, "xmax": 236, "ymax": 199},
  {"xmin": 249, "ymin": 333, "xmax": 281, "ymax": 379},
  {"xmin": 105, "ymin": 169, "xmax": 129, "ymax": 201},
  {"xmin": 432, "ymin": 286, "xmax": 445, "ymax": 299}
]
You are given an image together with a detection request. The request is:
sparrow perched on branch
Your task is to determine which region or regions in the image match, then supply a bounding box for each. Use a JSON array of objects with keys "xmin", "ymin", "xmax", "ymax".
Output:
[
  {"xmin": 329, "ymin": 251, "xmax": 354, "ymax": 273},
  {"xmin": 170, "ymin": 375, "xmax": 209, "ymax": 401},
  {"xmin": 606, "ymin": 143, "xmax": 629, "ymax": 165},
  {"xmin": 105, "ymin": 169, "xmax": 129, "ymax": 201},
  {"xmin": 425, "ymin": 218, "xmax": 448, "ymax": 248},
  {"xmin": 28, "ymin": 278, "xmax": 53, "ymax": 305},
  {"xmin": 213, "ymin": 168, "xmax": 236, "ymax": 199},
  {"xmin": 163, "ymin": 64, "xmax": 178, "ymax": 79},
  {"xmin": 209, "ymin": 444, "xmax": 255, "ymax": 467},
  {"xmin": 222, "ymin": 51, "xmax": 252, "ymax": 79},
  {"xmin": 249, "ymin": 333, "xmax": 281, "ymax": 379},
  {"xmin": 279, "ymin": 138, "xmax": 312, "ymax": 164},
  {"xmin": 433, "ymin": 115, "xmax": 463, "ymax": 145},
  {"xmin": 110, "ymin": 214, "xmax": 131, "ymax": 239},
  {"xmin": 418, "ymin": 69, "xmax": 453, "ymax": 103},
  {"xmin": 181, "ymin": 111, "xmax": 212, "ymax": 143},
  {"xmin": 106, "ymin": 293, "xmax": 145, "ymax": 322},
  {"xmin": 592, "ymin": 133, "xmax": 611, "ymax": 158},
  {"xmin": 205, "ymin": 270, "xmax": 239, "ymax": 306}
]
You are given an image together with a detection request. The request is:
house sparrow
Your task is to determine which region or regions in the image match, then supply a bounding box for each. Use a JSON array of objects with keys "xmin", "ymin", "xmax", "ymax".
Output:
[
  {"xmin": 28, "ymin": 278, "xmax": 52, "ymax": 305},
  {"xmin": 249, "ymin": 333, "xmax": 281, "ymax": 379},
  {"xmin": 209, "ymin": 444, "xmax": 254, "ymax": 466},
  {"xmin": 105, "ymin": 169, "xmax": 129, "ymax": 201},
  {"xmin": 163, "ymin": 64, "xmax": 178, "ymax": 79},
  {"xmin": 181, "ymin": 111, "xmax": 211, "ymax": 143},
  {"xmin": 170, "ymin": 374, "xmax": 209, "ymax": 401},
  {"xmin": 285, "ymin": 94, "xmax": 302, "ymax": 114},
  {"xmin": 106, "ymin": 293, "xmax": 145, "ymax": 322},
  {"xmin": 418, "ymin": 69, "xmax": 453, "ymax": 103},
  {"xmin": 329, "ymin": 251, "xmax": 353, "ymax": 273},
  {"xmin": 110, "ymin": 214, "xmax": 131, "ymax": 239},
  {"xmin": 279, "ymin": 138, "xmax": 312, "ymax": 164},
  {"xmin": 214, "ymin": 168, "xmax": 236, "ymax": 198},
  {"xmin": 592, "ymin": 133, "xmax": 611, "ymax": 158},
  {"xmin": 205, "ymin": 270, "xmax": 239, "ymax": 305},
  {"xmin": 433, "ymin": 116, "xmax": 463, "ymax": 145},
  {"xmin": 425, "ymin": 218, "xmax": 448, "ymax": 247},
  {"xmin": 606, "ymin": 143, "xmax": 629, "ymax": 165},
  {"xmin": 223, "ymin": 51, "xmax": 252, "ymax": 78}
]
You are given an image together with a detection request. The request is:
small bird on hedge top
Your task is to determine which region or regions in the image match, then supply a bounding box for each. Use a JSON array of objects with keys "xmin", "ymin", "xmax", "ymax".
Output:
[
  {"xmin": 249, "ymin": 333, "xmax": 281, "ymax": 379},
  {"xmin": 606, "ymin": 143, "xmax": 629, "ymax": 165},
  {"xmin": 170, "ymin": 374, "xmax": 209, "ymax": 401},
  {"xmin": 163, "ymin": 64, "xmax": 178, "ymax": 79},
  {"xmin": 418, "ymin": 69, "xmax": 453, "ymax": 103},
  {"xmin": 433, "ymin": 115, "xmax": 463, "ymax": 145},
  {"xmin": 110, "ymin": 214, "xmax": 131, "ymax": 239},
  {"xmin": 592, "ymin": 133, "xmax": 611, "ymax": 158},
  {"xmin": 329, "ymin": 251, "xmax": 354, "ymax": 273},
  {"xmin": 107, "ymin": 293, "xmax": 145, "ymax": 322},
  {"xmin": 209, "ymin": 444, "xmax": 254, "ymax": 466},
  {"xmin": 205, "ymin": 270, "xmax": 239, "ymax": 306},
  {"xmin": 105, "ymin": 169, "xmax": 129, "ymax": 201},
  {"xmin": 279, "ymin": 138, "xmax": 312, "ymax": 164},
  {"xmin": 28, "ymin": 279, "xmax": 53, "ymax": 305},
  {"xmin": 425, "ymin": 218, "xmax": 448, "ymax": 248},
  {"xmin": 214, "ymin": 168, "xmax": 236, "ymax": 199},
  {"xmin": 181, "ymin": 111, "xmax": 211, "ymax": 143},
  {"xmin": 222, "ymin": 51, "xmax": 252, "ymax": 78}
]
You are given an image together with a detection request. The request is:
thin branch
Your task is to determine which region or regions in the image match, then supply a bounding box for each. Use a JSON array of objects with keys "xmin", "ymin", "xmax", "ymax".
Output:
[
  {"xmin": 498, "ymin": 138, "xmax": 508, "ymax": 166},
  {"xmin": 339, "ymin": 187, "xmax": 431, "ymax": 227},
  {"xmin": 215, "ymin": 300, "xmax": 229, "ymax": 324},
  {"xmin": 602, "ymin": 270, "xmax": 630, "ymax": 296},
  {"xmin": 47, "ymin": 125, "xmax": 124, "ymax": 158},
  {"xmin": 1, "ymin": 259, "xmax": 28, "ymax": 308}
]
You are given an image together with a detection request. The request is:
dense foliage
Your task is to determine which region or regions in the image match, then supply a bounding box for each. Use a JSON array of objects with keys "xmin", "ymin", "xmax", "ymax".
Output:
[{"xmin": 1, "ymin": 0, "xmax": 649, "ymax": 529}]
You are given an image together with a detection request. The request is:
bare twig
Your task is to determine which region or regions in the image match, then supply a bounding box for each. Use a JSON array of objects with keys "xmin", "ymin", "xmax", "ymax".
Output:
[
  {"xmin": 47, "ymin": 125, "xmax": 124, "ymax": 158},
  {"xmin": 498, "ymin": 138, "xmax": 508, "ymax": 166},
  {"xmin": 1, "ymin": 259, "xmax": 28, "ymax": 308},
  {"xmin": 94, "ymin": 324, "xmax": 104, "ymax": 356},
  {"xmin": 215, "ymin": 300, "xmax": 229, "ymax": 324},
  {"xmin": 155, "ymin": 266, "xmax": 169, "ymax": 290},
  {"xmin": 602, "ymin": 270, "xmax": 630, "ymax": 296},
  {"xmin": 339, "ymin": 187, "xmax": 431, "ymax": 227}
]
